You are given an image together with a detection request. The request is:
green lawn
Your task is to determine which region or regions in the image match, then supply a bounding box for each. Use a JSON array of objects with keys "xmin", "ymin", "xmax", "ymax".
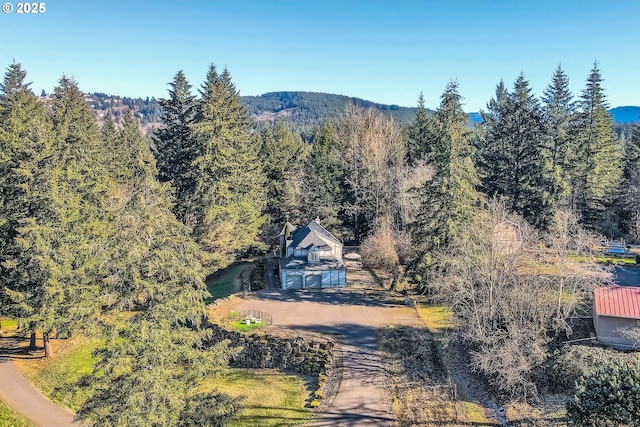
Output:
[
  {"xmin": 205, "ymin": 262, "xmax": 252, "ymax": 303},
  {"xmin": 15, "ymin": 337, "xmax": 312, "ymax": 426},
  {"xmin": 201, "ymin": 369, "xmax": 312, "ymax": 427},
  {"xmin": 0, "ymin": 400, "xmax": 32, "ymax": 427},
  {"xmin": 417, "ymin": 304, "xmax": 454, "ymax": 335},
  {"xmin": 0, "ymin": 318, "xmax": 17, "ymax": 333},
  {"xmin": 15, "ymin": 337, "xmax": 101, "ymax": 411},
  {"xmin": 570, "ymin": 254, "xmax": 638, "ymax": 265},
  {"xmin": 230, "ymin": 320, "xmax": 266, "ymax": 333}
]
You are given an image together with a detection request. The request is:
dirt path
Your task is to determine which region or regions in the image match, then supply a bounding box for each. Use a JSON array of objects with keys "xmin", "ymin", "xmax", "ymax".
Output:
[
  {"xmin": 232, "ymin": 269, "xmax": 421, "ymax": 426},
  {"xmin": 0, "ymin": 358, "xmax": 76, "ymax": 426}
]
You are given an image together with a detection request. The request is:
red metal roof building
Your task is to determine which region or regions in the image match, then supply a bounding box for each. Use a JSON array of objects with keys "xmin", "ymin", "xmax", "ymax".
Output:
[
  {"xmin": 594, "ymin": 286, "xmax": 640, "ymax": 319},
  {"xmin": 593, "ymin": 286, "xmax": 640, "ymax": 349}
]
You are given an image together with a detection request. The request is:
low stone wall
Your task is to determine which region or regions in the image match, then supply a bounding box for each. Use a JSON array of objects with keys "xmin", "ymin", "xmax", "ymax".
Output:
[{"xmin": 205, "ymin": 324, "xmax": 334, "ymax": 376}]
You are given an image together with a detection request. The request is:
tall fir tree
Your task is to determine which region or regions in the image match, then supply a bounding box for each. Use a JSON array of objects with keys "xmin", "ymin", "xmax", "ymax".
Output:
[
  {"xmin": 189, "ymin": 65, "xmax": 266, "ymax": 271},
  {"xmin": 618, "ymin": 122, "xmax": 640, "ymax": 237},
  {"xmin": 77, "ymin": 110, "xmax": 238, "ymax": 427},
  {"xmin": 573, "ymin": 62, "xmax": 623, "ymax": 229},
  {"xmin": 410, "ymin": 81, "xmax": 480, "ymax": 285},
  {"xmin": 258, "ymin": 120, "xmax": 304, "ymax": 227},
  {"xmin": 5, "ymin": 76, "xmax": 112, "ymax": 355},
  {"xmin": 300, "ymin": 121, "xmax": 346, "ymax": 232},
  {"xmin": 154, "ymin": 70, "xmax": 198, "ymax": 225},
  {"xmin": 542, "ymin": 65, "xmax": 577, "ymax": 203},
  {"xmin": 478, "ymin": 75, "xmax": 557, "ymax": 228},
  {"xmin": 476, "ymin": 81, "xmax": 509, "ymax": 197},
  {"xmin": 0, "ymin": 63, "xmax": 51, "ymax": 337},
  {"xmin": 405, "ymin": 93, "xmax": 436, "ymax": 166}
]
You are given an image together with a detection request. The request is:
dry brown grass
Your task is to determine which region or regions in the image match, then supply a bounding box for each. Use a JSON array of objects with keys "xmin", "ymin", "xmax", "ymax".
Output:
[
  {"xmin": 504, "ymin": 399, "xmax": 567, "ymax": 427},
  {"xmin": 206, "ymin": 294, "xmax": 242, "ymax": 326},
  {"xmin": 378, "ymin": 325, "xmax": 470, "ymax": 426}
]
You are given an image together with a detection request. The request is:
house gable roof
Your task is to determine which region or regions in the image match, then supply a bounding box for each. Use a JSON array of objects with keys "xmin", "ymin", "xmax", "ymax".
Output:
[
  {"xmin": 289, "ymin": 220, "xmax": 340, "ymax": 251},
  {"xmin": 594, "ymin": 286, "xmax": 640, "ymax": 319},
  {"xmin": 280, "ymin": 220, "xmax": 345, "ymax": 270}
]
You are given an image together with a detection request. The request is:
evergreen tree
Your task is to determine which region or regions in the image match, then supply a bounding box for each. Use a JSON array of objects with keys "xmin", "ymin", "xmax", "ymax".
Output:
[
  {"xmin": 0, "ymin": 62, "xmax": 51, "ymax": 333},
  {"xmin": 16, "ymin": 76, "xmax": 112, "ymax": 355},
  {"xmin": 76, "ymin": 110, "xmax": 238, "ymax": 427},
  {"xmin": 300, "ymin": 121, "xmax": 346, "ymax": 232},
  {"xmin": 573, "ymin": 63, "xmax": 623, "ymax": 228},
  {"xmin": 410, "ymin": 81, "xmax": 480, "ymax": 285},
  {"xmin": 476, "ymin": 81, "xmax": 509, "ymax": 197},
  {"xmin": 619, "ymin": 122, "xmax": 640, "ymax": 237},
  {"xmin": 541, "ymin": 65, "xmax": 577, "ymax": 203},
  {"xmin": 190, "ymin": 65, "xmax": 266, "ymax": 271},
  {"xmin": 154, "ymin": 70, "xmax": 197, "ymax": 225},
  {"xmin": 258, "ymin": 121, "xmax": 304, "ymax": 226},
  {"xmin": 478, "ymin": 75, "xmax": 557, "ymax": 228},
  {"xmin": 405, "ymin": 93, "xmax": 435, "ymax": 165}
]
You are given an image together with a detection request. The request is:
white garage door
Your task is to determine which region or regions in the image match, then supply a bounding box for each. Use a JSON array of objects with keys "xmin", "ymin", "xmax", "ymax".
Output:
[
  {"xmin": 286, "ymin": 274, "xmax": 303, "ymax": 289},
  {"xmin": 305, "ymin": 274, "xmax": 322, "ymax": 289}
]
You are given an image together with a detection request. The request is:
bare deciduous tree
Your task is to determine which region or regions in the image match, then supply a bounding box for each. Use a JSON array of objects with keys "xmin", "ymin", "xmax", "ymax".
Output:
[
  {"xmin": 360, "ymin": 219, "xmax": 400, "ymax": 275},
  {"xmin": 337, "ymin": 105, "xmax": 405, "ymax": 239},
  {"xmin": 435, "ymin": 199, "xmax": 610, "ymax": 400}
]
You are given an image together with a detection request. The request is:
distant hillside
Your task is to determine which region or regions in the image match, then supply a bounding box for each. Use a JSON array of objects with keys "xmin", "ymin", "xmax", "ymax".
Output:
[
  {"xmin": 77, "ymin": 91, "xmax": 638, "ymax": 136},
  {"xmin": 241, "ymin": 91, "xmax": 423, "ymax": 134},
  {"xmin": 468, "ymin": 108, "xmax": 639, "ymax": 125},
  {"xmin": 609, "ymin": 106, "xmax": 640, "ymax": 124}
]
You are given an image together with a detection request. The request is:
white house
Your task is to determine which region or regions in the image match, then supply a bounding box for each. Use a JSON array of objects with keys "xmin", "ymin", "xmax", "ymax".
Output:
[
  {"xmin": 278, "ymin": 220, "xmax": 346, "ymax": 289},
  {"xmin": 593, "ymin": 286, "xmax": 640, "ymax": 349}
]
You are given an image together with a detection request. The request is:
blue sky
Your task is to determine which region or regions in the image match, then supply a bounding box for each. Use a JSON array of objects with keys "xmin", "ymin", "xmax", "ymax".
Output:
[{"xmin": 0, "ymin": 0, "xmax": 638, "ymax": 111}]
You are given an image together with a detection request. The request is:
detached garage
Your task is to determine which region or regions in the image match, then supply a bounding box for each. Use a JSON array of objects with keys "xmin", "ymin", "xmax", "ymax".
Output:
[{"xmin": 593, "ymin": 286, "xmax": 640, "ymax": 350}]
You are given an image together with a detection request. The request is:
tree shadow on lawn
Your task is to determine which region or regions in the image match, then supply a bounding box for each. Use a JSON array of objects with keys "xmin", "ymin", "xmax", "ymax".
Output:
[{"xmin": 0, "ymin": 336, "xmax": 44, "ymax": 359}]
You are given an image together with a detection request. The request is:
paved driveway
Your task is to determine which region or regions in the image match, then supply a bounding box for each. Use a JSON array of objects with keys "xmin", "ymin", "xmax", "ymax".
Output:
[
  {"xmin": 232, "ymin": 283, "xmax": 421, "ymax": 426},
  {"xmin": 0, "ymin": 358, "xmax": 76, "ymax": 427},
  {"xmin": 614, "ymin": 265, "xmax": 640, "ymax": 287}
]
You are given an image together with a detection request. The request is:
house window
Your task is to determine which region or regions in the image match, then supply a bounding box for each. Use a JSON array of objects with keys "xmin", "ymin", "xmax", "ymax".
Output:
[{"xmin": 309, "ymin": 252, "xmax": 319, "ymax": 262}]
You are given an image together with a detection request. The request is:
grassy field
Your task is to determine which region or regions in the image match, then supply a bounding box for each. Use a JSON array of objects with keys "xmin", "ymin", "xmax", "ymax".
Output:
[
  {"xmin": 0, "ymin": 318, "xmax": 17, "ymax": 334},
  {"xmin": 200, "ymin": 369, "xmax": 312, "ymax": 427},
  {"xmin": 14, "ymin": 337, "xmax": 312, "ymax": 426},
  {"xmin": 230, "ymin": 320, "xmax": 266, "ymax": 333},
  {"xmin": 417, "ymin": 304, "xmax": 454, "ymax": 336},
  {"xmin": 0, "ymin": 400, "xmax": 32, "ymax": 427},
  {"xmin": 14, "ymin": 336, "xmax": 101, "ymax": 412},
  {"xmin": 570, "ymin": 254, "xmax": 638, "ymax": 265},
  {"xmin": 205, "ymin": 262, "xmax": 252, "ymax": 303},
  {"xmin": 416, "ymin": 304, "xmax": 491, "ymax": 425}
]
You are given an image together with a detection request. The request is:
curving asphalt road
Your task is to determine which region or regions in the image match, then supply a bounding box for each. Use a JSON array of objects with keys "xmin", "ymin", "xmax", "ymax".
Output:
[
  {"xmin": 0, "ymin": 357, "xmax": 76, "ymax": 427},
  {"xmin": 613, "ymin": 265, "xmax": 640, "ymax": 287},
  {"xmin": 232, "ymin": 278, "xmax": 421, "ymax": 426}
]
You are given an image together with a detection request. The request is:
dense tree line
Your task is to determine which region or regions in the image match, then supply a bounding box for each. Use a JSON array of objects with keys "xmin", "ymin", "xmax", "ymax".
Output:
[{"xmin": 0, "ymin": 62, "xmax": 250, "ymax": 425}]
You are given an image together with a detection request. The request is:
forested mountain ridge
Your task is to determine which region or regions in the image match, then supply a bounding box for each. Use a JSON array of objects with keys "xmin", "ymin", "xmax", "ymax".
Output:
[
  {"xmin": 47, "ymin": 90, "xmax": 638, "ymax": 135},
  {"xmin": 242, "ymin": 91, "xmax": 425, "ymax": 132}
]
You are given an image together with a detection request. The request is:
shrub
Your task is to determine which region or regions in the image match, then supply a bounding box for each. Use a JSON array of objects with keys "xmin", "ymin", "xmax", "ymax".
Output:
[
  {"xmin": 566, "ymin": 360, "xmax": 640, "ymax": 426},
  {"xmin": 250, "ymin": 259, "xmax": 266, "ymax": 291},
  {"xmin": 545, "ymin": 345, "xmax": 638, "ymax": 392},
  {"xmin": 360, "ymin": 222, "xmax": 400, "ymax": 274}
]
